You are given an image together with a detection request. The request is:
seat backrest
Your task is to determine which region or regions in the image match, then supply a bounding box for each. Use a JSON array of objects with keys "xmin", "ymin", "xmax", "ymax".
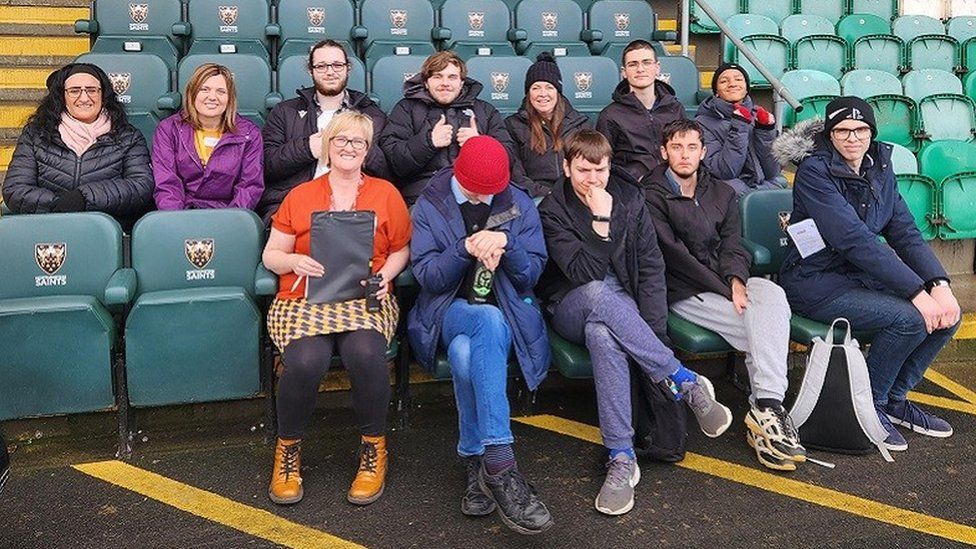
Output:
[
  {"xmin": 908, "ymin": 34, "xmax": 960, "ymax": 73},
  {"xmin": 780, "ymin": 14, "xmax": 836, "ymax": 44},
  {"xmin": 0, "ymin": 213, "xmax": 122, "ymax": 302},
  {"xmin": 186, "ymin": 0, "xmax": 273, "ymax": 47},
  {"xmin": 75, "ymin": 52, "xmax": 172, "ymax": 116},
  {"xmin": 689, "ymin": 0, "xmax": 740, "ymax": 33},
  {"xmin": 515, "ymin": 0, "xmax": 583, "ymax": 45},
  {"xmin": 557, "ymin": 55, "xmax": 619, "ymax": 113},
  {"xmin": 886, "ymin": 141, "xmax": 919, "ymax": 173},
  {"xmin": 794, "ymin": 0, "xmax": 845, "ymax": 23},
  {"xmin": 850, "ymin": 0, "xmax": 897, "ymax": 21},
  {"xmin": 794, "ymin": 36, "xmax": 848, "ymax": 79},
  {"xmin": 439, "ymin": 0, "xmax": 511, "ymax": 44},
  {"xmin": 277, "ymin": 0, "xmax": 357, "ymax": 46},
  {"xmin": 919, "ymin": 93, "xmax": 976, "ymax": 141},
  {"xmin": 947, "ymin": 16, "xmax": 976, "ymax": 42},
  {"xmin": 742, "ymin": 0, "xmax": 792, "ymax": 25},
  {"xmin": 277, "ymin": 53, "xmax": 366, "ymax": 99},
  {"xmin": 779, "ymin": 69, "xmax": 841, "ymax": 101},
  {"xmin": 177, "ymin": 53, "xmax": 272, "ymax": 115},
  {"xmin": 88, "ymin": 0, "xmax": 183, "ymax": 44},
  {"xmin": 466, "ymin": 55, "xmax": 532, "ymax": 114},
  {"xmin": 733, "ymin": 36, "xmax": 790, "ymax": 87},
  {"xmin": 724, "ymin": 13, "xmax": 779, "ymax": 62},
  {"xmin": 900, "ymin": 0, "xmax": 947, "ymax": 19},
  {"xmin": 131, "ymin": 209, "xmax": 263, "ymax": 297},
  {"xmin": 965, "ymin": 69, "xmax": 976, "ymax": 100},
  {"xmin": 895, "ymin": 173, "xmax": 938, "ymax": 239},
  {"xmin": 950, "ymin": 0, "xmax": 976, "ymax": 17},
  {"xmin": 369, "ymin": 54, "xmax": 427, "ymax": 110},
  {"xmin": 841, "ymin": 69, "xmax": 903, "ymax": 96},
  {"xmin": 359, "ymin": 0, "xmax": 435, "ymax": 48},
  {"xmin": 586, "ymin": 0, "xmax": 655, "ymax": 46},
  {"xmin": 739, "ymin": 189, "xmax": 793, "ymax": 274},
  {"xmin": 918, "ymin": 139, "xmax": 976, "ymax": 182},
  {"xmin": 892, "ymin": 14, "xmax": 947, "ymax": 43},
  {"xmin": 903, "ymin": 68, "xmax": 963, "ymax": 102},
  {"xmin": 852, "ymin": 34, "xmax": 904, "ymax": 74},
  {"xmin": 939, "ymin": 171, "xmax": 976, "ymax": 238},
  {"xmin": 868, "ymin": 94, "xmax": 919, "ymax": 149},
  {"xmin": 658, "ymin": 55, "xmax": 700, "ymax": 110},
  {"xmin": 837, "ymin": 14, "xmax": 892, "ymax": 44}
]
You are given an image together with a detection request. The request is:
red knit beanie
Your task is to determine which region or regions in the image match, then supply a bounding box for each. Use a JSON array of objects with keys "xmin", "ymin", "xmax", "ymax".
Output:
[{"xmin": 454, "ymin": 135, "xmax": 510, "ymax": 195}]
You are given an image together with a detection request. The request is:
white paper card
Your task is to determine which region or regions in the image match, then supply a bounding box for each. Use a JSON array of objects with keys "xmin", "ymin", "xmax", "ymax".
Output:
[
  {"xmin": 786, "ymin": 218, "xmax": 827, "ymax": 259},
  {"xmin": 203, "ymin": 136, "xmax": 220, "ymax": 148}
]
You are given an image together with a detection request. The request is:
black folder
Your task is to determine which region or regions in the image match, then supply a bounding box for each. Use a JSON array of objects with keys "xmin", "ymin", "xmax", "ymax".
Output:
[{"xmin": 307, "ymin": 210, "xmax": 375, "ymax": 304}]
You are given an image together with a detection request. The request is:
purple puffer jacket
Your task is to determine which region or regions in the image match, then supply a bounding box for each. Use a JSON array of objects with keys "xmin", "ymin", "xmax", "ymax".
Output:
[{"xmin": 151, "ymin": 112, "xmax": 264, "ymax": 210}]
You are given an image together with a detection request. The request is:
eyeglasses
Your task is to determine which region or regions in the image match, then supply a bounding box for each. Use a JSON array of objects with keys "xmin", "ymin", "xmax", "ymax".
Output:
[
  {"xmin": 831, "ymin": 126, "xmax": 872, "ymax": 141},
  {"xmin": 65, "ymin": 86, "xmax": 102, "ymax": 99},
  {"xmin": 624, "ymin": 58, "xmax": 658, "ymax": 70},
  {"xmin": 331, "ymin": 136, "xmax": 368, "ymax": 151},
  {"xmin": 311, "ymin": 62, "xmax": 349, "ymax": 73}
]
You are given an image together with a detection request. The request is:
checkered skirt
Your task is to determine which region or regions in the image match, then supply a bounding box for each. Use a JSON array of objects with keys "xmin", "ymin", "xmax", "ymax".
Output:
[{"xmin": 267, "ymin": 296, "xmax": 399, "ymax": 352}]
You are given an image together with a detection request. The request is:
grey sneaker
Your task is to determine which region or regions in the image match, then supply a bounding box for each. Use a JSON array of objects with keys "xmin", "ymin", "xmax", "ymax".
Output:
[
  {"xmin": 594, "ymin": 454, "xmax": 640, "ymax": 516},
  {"xmin": 680, "ymin": 374, "xmax": 732, "ymax": 438}
]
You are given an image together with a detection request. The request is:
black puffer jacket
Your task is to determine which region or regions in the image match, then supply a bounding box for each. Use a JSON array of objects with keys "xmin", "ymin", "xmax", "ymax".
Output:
[
  {"xmin": 3, "ymin": 121, "xmax": 154, "ymax": 227},
  {"xmin": 378, "ymin": 74, "xmax": 516, "ymax": 204},
  {"xmin": 505, "ymin": 99, "xmax": 591, "ymax": 198},
  {"xmin": 257, "ymin": 87, "xmax": 389, "ymax": 225}
]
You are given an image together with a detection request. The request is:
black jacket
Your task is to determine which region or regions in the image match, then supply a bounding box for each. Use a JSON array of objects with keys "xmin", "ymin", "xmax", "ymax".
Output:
[
  {"xmin": 642, "ymin": 165, "xmax": 752, "ymax": 304},
  {"xmin": 257, "ymin": 87, "xmax": 389, "ymax": 224},
  {"xmin": 378, "ymin": 74, "xmax": 516, "ymax": 204},
  {"xmin": 3, "ymin": 121, "xmax": 154, "ymax": 229},
  {"xmin": 537, "ymin": 166, "xmax": 670, "ymax": 342},
  {"xmin": 505, "ymin": 99, "xmax": 591, "ymax": 198},
  {"xmin": 596, "ymin": 79, "xmax": 685, "ymax": 181}
]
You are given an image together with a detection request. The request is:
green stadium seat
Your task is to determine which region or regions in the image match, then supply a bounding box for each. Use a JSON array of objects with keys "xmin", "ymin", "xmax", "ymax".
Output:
[
  {"xmin": 732, "ymin": 35, "xmax": 791, "ymax": 89},
  {"xmin": 512, "ymin": 0, "xmax": 591, "ymax": 58},
  {"xmin": 964, "ymin": 69, "xmax": 976, "ymax": 100},
  {"xmin": 868, "ymin": 94, "xmax": 920, "ymax": 150},
  {"xmin": 795, "ymin": 94, "xmax": 841, "ymax": 125},
  {"xmin": 75, "ymin": 52, "xmax": 178, "ymax": 118},
  {"xmin": 852, "ymin": 34, "xmax": 904, "ymax": 74},
  {"xmin": 939, "ymin": 171, "xmax": 976, "ymax": 238},
  {"xmin": 276, "ymin": 0, "xmax": 358, "ymax": 61},
  {"xmin": 546, "ymin": 326, "xmax": 592, "ymax": 379},
  {"xmin": 742, "ymin": 0, "xmax": 793, "ymax": 25},
  {"xmin": 902, "ymin": 68, "xmax": 963, "ymax": 103},
  {"xmin": 439, "ymin": 0, "xmax": 518, "ymax": 59},
  {"xmin": 841, "ymin": 69, "xmax": 903, "ymax": 97},
  {"xmin": 918, "ymin": 139, "xmax": 976, "ymax": 183},
  {"xmin": 886, "ymin": 141, "xmax": 919, "ymax": 174},
  {"xmin": 793, "ymin": 35, "xmax": 848, "ymax": 79},
  {"xmin": 849, "ymin": 0, "xmax": 898, "ymax": 21},
  {"xmin": 837, "ymin": 14, "xmax": 891, "ymax": 45},
  {"xmin": 779, "ymin": 70, "xmax": 841, "ymax": 126},
  {"xmin": 127, "ymin": 112, "xmax": 161, "ymax": 149},
  {"xmin": 466, "ymin": 55, "xmax": 532, "ymax": 115},
  {"xmin": 599, "ymin": 41, "xmax": 668, "ymax": 67},
  {"xmin": 658, "ymin": 55, "xmax": 703, "ymax": 118},
  {"xmin": 947, "ymin": 16, "xmax": 976, "ymax": 43},
  {"xmin": 75, "ymin": 0, "xmax": 184, "ymax": 71},
  {"xmin": 892, "ymin": 14, "xmax": 947, "ymax": 43},
  {"xmin": 918, "ymin": 93, "xmax": 976, "ymax": 141},
  {"xmin": 557, "ymin": 55, "xmax": 619, "ymax": 117},
  {"xmin": 951, "ymin": 0, "xmax": 976, "ymax": 17},
  {"xmin": 277, "ymin": 53, "xmax": 366, "ymax": 99},
  {"xmin": 369, "ymin": 54, "xmax": 427, "ymax": 111},
  {"xmin": 357, "ymin": 0, "xmax": 443, "ymax": 70},
  {"xmin": 125, "ymin": 210, "xmax": 275, "ymax": 407},
  {"xmin": 0, "ymin": 213, "xmax": 132, "ymax": 420},
  {"xmin": 907, "ymin": 34, "xmax": 960, "ymax": 73},
  {"xmin": 586, "ymin": 0, "xmax": 668, "ymax": 56},
  {"xmin": 723, "ymin": 14, "xmax": 780, "ymax": 63},
  {"xmin": 780, "ymin": 14, "xmax": 835, "ymax": 43},
  {"xmin": 794, "ymin": 0, "xmax": 845, "ymax": 24},
  {"xmin": 896, "ymin": 173, "xmax": 939, "ymax": 239},
  {"xmin": 178, "ymin": 53, "xmax": 278, "ymax": 123},
  {"xmin": 689, "ymin": 0, "xmax": 739, "ymax": 34},
  {"xmin": 184, "ymin": 0, "xmax": 279, "ymax": 61}
]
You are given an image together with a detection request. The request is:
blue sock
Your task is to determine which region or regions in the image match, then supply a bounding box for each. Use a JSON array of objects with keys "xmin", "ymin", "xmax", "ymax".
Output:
[
  {"xmin": 609, "ymin": 447, "xmax": 636, "ymax": 461},
  {"xmin": 669, "ymin": 364, "xmax": 697, "ymax": 386},
  {"xmin": 483, "ymin": 444, "xmax": 516, "ymax": 475}
]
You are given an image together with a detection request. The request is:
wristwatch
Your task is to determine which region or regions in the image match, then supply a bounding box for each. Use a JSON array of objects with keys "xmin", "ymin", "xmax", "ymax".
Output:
[
  {"xmin": 928, "ymin": 278, "xmax": 951, "ymax": 290},
  {"xmin": 591, "ymin": 214, "xmax": 611, "ymax": 223}
]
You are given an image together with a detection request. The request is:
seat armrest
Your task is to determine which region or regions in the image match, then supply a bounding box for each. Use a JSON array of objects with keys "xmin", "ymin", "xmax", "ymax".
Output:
[
  {"xmin": 265, "ymin": 92, "xmax": 283, "ymax": 110},
  {"xmin": 580, "ymin": 29, "xmax": 602, "ymax": 43},
  {"xmin": 741, "ymin": 239, "xmax": 771, "ymax": 268},
  {"xmin": 653, "ymin": 30, "xmax": 677, "ymax": 42},
  {"xmin": 265, "ymin": 23, "xmax": 281, "ymax": 37},
  {"xmin": 104, "ymin": 267, "xmax": 137, "ymax": 307},
  {"xmin": 431, "ymin": 26, "xmax": 450, "ymax": 41},
  {"xmin": 75, "ymin": 19, "xmax": 97, "ymax": 34},
  {"xmin": 351, "ymin": 25, "xmax": 368, "ymax": 41},
  {"xmin": 157, "ymin": 92, "xmax": 181, "ymax": 111},
  {"xmin": 395, "ymin": 267, "xmax": 416, "ymax": 288},
  {"xmin": 255, "ymin": 263, "xmax": 278, "ymax": 296},
  {"xmin": 172, "ymin": 22, "xmax": 191, "ymax": 36},
  {"xmin": 507, "ymin": 28, "xmax": 527, "ymax": 42}
]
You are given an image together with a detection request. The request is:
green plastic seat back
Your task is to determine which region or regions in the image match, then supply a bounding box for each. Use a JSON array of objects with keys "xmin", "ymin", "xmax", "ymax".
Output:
[
  {"xmin": 940, "ymin": 171, "xmax": 976, "ymax": 238},
  {"xmin": 556, "ymin": 55, "xmax": 619, "ymax": 115},
  {"xmin": 359, "ymin": 0, "xmax": 436, "ymax": 54},
  {"xmin": 886, "ymin": 141, "xmax": 919, "ymax": 174},
  {"xmin": 837, "ymin": 14, "xmax": 891, "ymax": 44},
  {"xmin": 658, "ymin": 55, "xmax": 701, "ymax": 112},
  {"xmin": 723, "ymin": 13, "xmax": 779, "ymax": 62},
  {"xmin": 178, "ymin": 53, "xmax": 272, "ymax": 118},
  {"xmin": 919, "ymin": 93, "xmax": 976, "ymax": 141},
  {"xmin": 733, "ymin": 35, "xmax": 790, "ymax": 88},
  {"xmin": 918, "ymin": 139, "xmax": 976, "ymax": 182},
  {"xmin": 795, "ymin": 0, "xmax": 845, "ymax": 24},
  {"xmin": 739, "ymin": 188, "xmax": 793, "ymax": 275},
  {"xmin": 440, "ymin": 0, "xmax": 512, "ymax": 47},
  {"xmin": 689, "ymin": 0, "xmax": 739, "ymax": 33},
  {"xmin": 514, "ymin": 0, "xmax": 584, "ymax": 51},
  {"xmin": 88, "ymin": 36, "xmax": 180, "ymax": 72},
  {"xmin": 893, "ymin": 14, "xmax": 946, "ymax": 43},
  {"xmin": 88, "ymin": 0, "xmax": 183, "ymax": 46},
  {"xmin": 852, "ymin": 34, "xmax": 904, "ymax": 74},
  {"xmin": 895, "ymin": 173, "xmax": 938, "ymax": 239},
  {"xmin": 780, "ymin": 14, "xmax": 835, "ymax": 44},
  {"xmin": 947, "ymin": 16, "xmax": 976, "ymax": 42},
  {"xmin": 868, "ymin": 94, "xmax": 918, "ymax": 149},
  {"xmin": 794, "ymin": 35, "xmax": 848, "ymax": 79},
  {"xmin": 586, "ymin": 0, "xmax": 656, "ymax": 52},
  {"xmin": 779, "ymin": 70, "xmax": 841, "ymax": 125},
  {"xmin": 466, "ymin": 55, "xmax": 532, "ymax": 115},
  {"xmin": 742, "ymin": 0, "xmax": 792, "ymax": 25},
  {"xmin": 795, "ymin": 94, "xmax": 841, "ymax": 126},
  {"xmin": 75, "ymin": 52, "xmax": 172, "ymax": 117},
  {"xmin": 186, "ymin": 0, "xmax": 273, "ymax": 54},
  {"xmin": 908, "ymin": 35, "xmax": 960, "ymax": 73},
  {"xmin": 841, "ymin": 69, "xmax": 903, "ymax": 97},
  {"xmin": 277, "ymin": 53, "xmax": 366, "ymax": 99},
  {"xmin": 850, "ymin": 0, "xmax": 897, "ymax": 21},
  {"xmin": 128, "ymin": 112, "xmax": 161, "ymax": 149},
  {"xmin": 903, "ymin": 68, "xmax": 963, "ymax": 103},
  {"xmin": 277, "ymin": 0, "xmax": 356, "ymax": 54},
  {"xmin": 131, "ymin": 209, "xmax": 264, "ymax": 298},
  {"xmin": 369, "ymin": 54, "xmax": 427, "ymax": 111},
  {"xmin": 965, "ymin": 69, "xmax": 976, "ymax": 100}
]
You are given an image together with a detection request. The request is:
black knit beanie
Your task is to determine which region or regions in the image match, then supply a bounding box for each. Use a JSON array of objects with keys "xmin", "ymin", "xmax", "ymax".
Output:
[
  {"xmin": 711, "ymin": 63, "xmax": 750, "ymax": 94},
  {"xmin": 823, "ymin": 96, "xmax": 877, "ymax": 138},
  {"xmin": 47, "ymin": 63, "xmax": 105, "ymax": 92},
  {"xmin": 524, "ymin": 51, "xmax": 562, "ymax": 95}
]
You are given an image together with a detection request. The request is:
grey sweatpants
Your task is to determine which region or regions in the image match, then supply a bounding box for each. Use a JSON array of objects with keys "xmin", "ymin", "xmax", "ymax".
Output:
[{"xmin": 670, "ymin": 277, "xmax": 790, "ymax": 402}]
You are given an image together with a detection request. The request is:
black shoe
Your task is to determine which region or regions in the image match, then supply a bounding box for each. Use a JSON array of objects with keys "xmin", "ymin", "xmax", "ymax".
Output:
[
  {"xmin": 461, "ymin": 456, "xmax": 495, "ymax": 516},
  {"xmin": 1, "ymin": 434, "xmax": 9, "ymax": 495},
  {"xmin": 478, "ymin": 462, "xmax": 553, "ymax": 535}
]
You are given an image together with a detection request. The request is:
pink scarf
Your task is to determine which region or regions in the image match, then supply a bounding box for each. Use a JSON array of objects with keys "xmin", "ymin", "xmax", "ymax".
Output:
[{"xmin": 59, "ymin": 111, "xmax": 112, "ymax": 157}]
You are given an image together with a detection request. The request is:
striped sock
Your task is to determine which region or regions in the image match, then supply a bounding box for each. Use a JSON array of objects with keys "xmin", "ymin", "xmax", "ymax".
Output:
[{"xmin": 483, "ymin": 444, "xmax": 516, "ymax": 475}]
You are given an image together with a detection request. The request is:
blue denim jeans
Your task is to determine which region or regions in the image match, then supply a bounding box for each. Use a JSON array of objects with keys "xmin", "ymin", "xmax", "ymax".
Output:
[
  {"xmin": 808, "ymin": 288, "xmax": 959, "ymax": 405},
  {"xmin": 441, "ymin": 299, "xmax": 514, "ymax": 457}
]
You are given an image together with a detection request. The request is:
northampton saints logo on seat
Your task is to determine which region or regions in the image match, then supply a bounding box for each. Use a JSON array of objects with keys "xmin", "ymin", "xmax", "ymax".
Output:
[
  {"xmin": 390, "ymin": 9, "xmax": 407, "ymax": 28},
  {"xmin": 778, "ymin": 211, "xmax": 791, "ymax": 233},
  {"xmin": 574, "ymin": 71, "xmax": 592, "ymax": 92},
  {"xmin": 468, "ymin": 11, "xmax": 484, "ymax": 31},
  {"xmin": 185, "ymin": 239, "xmax": 215, "ymax": 270},
  {"xmin": 35, "ymin": 243, "xmax": 66, "ymax": 275},
  {"xmin": 218, "ymin": 5, "xmax": 238, "ymax": 26},
  {"xmin": 129, "ymin": 3, "xmax": 148, "ymax": 23},
  {"xmin": 613, "ymin": 12, "xmax": 630, "ymax": 31},
  {"xmin": 109, "ymin": 73, "xmax": 131, "ymax": 96},
  {"xmin": 307, "ymin": 7, "xmax": 325, "ymax": 27},
  {"xmin": 490, "ymin": 72, "xmax": 510, "ymax": 93},
  {"xmin": 541, "ymin": 11, "xmax": 558, "ymax": 31}
]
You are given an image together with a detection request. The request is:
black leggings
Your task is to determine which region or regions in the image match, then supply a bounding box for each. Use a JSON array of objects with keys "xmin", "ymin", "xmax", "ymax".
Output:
[{"xmin": 277, "ymin": 330, "xmax": 390, "ymax": 439}]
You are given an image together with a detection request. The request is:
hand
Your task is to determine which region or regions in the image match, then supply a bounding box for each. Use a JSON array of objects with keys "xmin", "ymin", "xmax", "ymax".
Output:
[
  {"xmin": 482, "ymin": 247, "xmax": 504, "ymax": 272},
  {"xmin": 583, "ymin": 185, "xmax": 613, "ymax": 218},
  {"xmin": 290, "ymin": 254, "xmax": 325, "ymax": 277},
  {"xmin": 456, "ymin": 113, "xmax": 479, "ymax": 146},
  {"xmin": 732, "ymin": 103, "xmax": 753, "ymax": 123},
  {"xmin": 911, "ymin": 291, "xmax": 943, "ymax": 334},
  {"xmin": 361, "ymin": 272, "xmax": 389, "ymax": 300},
  {"xmin": 52, "ymin": 189, "xmax": 86, "ymax": 212},
  {"xmin": 731, "ymin": 277, "xmax": 749, "ymax": 314},
  {"xmin": 431, "ymin": 114, "xmax": 453, "ymax": 148},
  {"xmin": 930, "ymin": 285, "xmax": 961, "ymax": 330},
  {"xmin": 755, "ymin": 106, "xmax": 774, "ymax": 126},
  {"xmin": 308, "ymin": 131, "xmax": 324, "ymax": 159},
  {"xmin": 466, "ymin": 230, "xmax": 508, "ymax": 259}
]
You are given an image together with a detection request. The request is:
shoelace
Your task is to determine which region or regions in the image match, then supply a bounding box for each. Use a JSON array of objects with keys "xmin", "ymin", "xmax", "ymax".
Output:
[
  {"xmin": 772, "ymin": 408, "xmax": 799, "ymax": 443},
  {"xmin": 682, "ymin": 382, "xmax": 711, "ymax": 415},
  {"xmin": 604, "ymin": 457, "xmax": 633, "ymax": 489},
  {"xmin": 876, "ymin": 408, "xmax": 899, "ymax": 435},
  {"xmin": 358, "ymin": 441, "xmax": 379, "ymax": 474},
  {"xmin": 280, "ymin": 442, "xmax": 301, "ymax": 480},
  {"xmin": 897, "ymin": 401, "xmax": 933, "ymax": 430},
  {"xmin": 500, "ymin": 468, "xmax": 534, "ymax": 505}
]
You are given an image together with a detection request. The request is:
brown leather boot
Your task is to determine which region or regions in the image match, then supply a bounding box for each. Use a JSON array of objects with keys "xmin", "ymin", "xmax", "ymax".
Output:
[
  {"xmin": 347, "ymin": 435, "xmax": 387, "ymax": 505},
  {"xmin": 268, "ymin": 438, "xmax": 303, "ymax": 505}
]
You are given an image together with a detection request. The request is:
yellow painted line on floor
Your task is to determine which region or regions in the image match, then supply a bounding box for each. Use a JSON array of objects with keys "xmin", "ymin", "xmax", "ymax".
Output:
[
  {"xmin": 0, "ymin": 106, "xmax": 33, "ymax": 129},
  {"xmin": 515, "ymin": 415, "xmax": 976, "ymax": 546},
  {"xmin": 73, "ymin": 460, "xmax": 365, "ymax": 549},
  {"xmin": 953, "ymin": 312, "xmax": 976, "ymax": 340},
  {"xmin": 0, "ymin": 36, "xmax": 88, "ymax": 57},
  {"xmin": 0, "ymin": 6, "xmax": 89, "ymax": 25},
  {"xmin": 0, "ymin": 67, "xmax": 50, "ymax": 89},
  {"xmin": 923, "ymin": 369, "xmax": 976, "ymax": 404},
  {"xmin": 1, "ymin": 146, "xmax": 13, "ymax": 171},
  {"xmin": 908, "ymin": 391, "xmax": 976, "ymax": 416}
]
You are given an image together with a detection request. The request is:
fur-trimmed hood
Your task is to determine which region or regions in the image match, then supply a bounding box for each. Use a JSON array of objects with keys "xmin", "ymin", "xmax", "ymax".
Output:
[{"xmin": 771, "ymin": 118, "xmax": 823, "ymax": 167}]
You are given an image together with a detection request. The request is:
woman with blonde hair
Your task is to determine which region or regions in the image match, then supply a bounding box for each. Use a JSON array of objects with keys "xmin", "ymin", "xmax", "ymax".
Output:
[
  {"xmin": 152, "ymin": 63, "xmax": 264, "ymax": 210},
  {"xmin": 263, "ymin": 111, "xmax": 411, "ymax": 506}
]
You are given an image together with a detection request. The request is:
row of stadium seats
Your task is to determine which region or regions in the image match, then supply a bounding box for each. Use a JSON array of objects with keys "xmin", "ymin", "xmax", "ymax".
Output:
[{"xmin": 75, "ymin": 0, "xmax": 673, "ymax": 71}]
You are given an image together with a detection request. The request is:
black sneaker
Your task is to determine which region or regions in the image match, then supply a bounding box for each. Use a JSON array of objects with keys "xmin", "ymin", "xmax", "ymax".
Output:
[
  {"xmin": 461, "ymin": 456, "xmax": 495, "ymax": 516},
  {"xmin": 478, "ymin": 462, "xmax": 553, "ymax": 535},
  {"xmin": 1, "ymin": 434, "xmax": 9, "ymax": 495}
]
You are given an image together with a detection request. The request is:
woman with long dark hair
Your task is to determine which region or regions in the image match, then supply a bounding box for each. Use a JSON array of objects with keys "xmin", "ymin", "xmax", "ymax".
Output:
[
  {"xmin": 505, "ymin": 52, "xmax": 590, "ymax": 198},
  {"xmin": 2, "ymin": 63, "xmax": 154, "ymax": 229}
]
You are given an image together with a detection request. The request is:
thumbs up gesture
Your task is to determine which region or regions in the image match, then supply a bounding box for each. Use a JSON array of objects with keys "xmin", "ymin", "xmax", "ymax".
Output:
[
  {"xmin": 431, "ymin": 114, "xmax": 453, "ymax": 148},
  {"xmin": 457, "ymin": 111, "xmax": 479, "ymax": 146}
]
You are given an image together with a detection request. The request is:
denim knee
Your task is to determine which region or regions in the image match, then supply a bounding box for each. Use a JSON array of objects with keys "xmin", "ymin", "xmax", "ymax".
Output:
[
  {"xmin": 889, "ymin": 306, "xmax": 928, "ymax": 336},
  {"xmin": 448, "ymin": 335, "xmax": 472, "ymax": 383}
]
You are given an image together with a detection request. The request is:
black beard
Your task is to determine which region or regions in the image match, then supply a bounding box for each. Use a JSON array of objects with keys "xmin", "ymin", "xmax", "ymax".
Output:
[{"xmin": 315, "ymin": 78, "xmax": 347, "ymax": 97}]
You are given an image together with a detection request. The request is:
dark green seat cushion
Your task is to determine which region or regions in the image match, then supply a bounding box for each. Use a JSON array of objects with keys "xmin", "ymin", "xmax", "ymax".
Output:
[
  {"xmin": 667, "ymin": 313, "xmax": 734, "ymax": 354},
  {"xmin": 789, "ymin": 315, "xmax": 875, "ymax": 346}
]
